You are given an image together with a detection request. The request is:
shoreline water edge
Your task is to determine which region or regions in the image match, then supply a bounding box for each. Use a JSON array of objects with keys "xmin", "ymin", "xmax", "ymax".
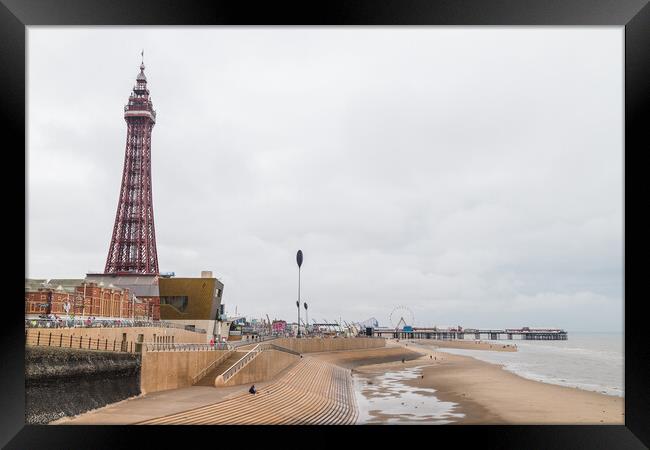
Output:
[{"xmin": 315, "ymin": 339, "xmax": 624, "ymax": 425}]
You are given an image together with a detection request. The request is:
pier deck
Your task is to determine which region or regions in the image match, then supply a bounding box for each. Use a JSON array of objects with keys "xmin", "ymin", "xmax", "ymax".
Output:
[{"xmin": 373, "ymin": 328, "xmax": 568, "ymax": 341}]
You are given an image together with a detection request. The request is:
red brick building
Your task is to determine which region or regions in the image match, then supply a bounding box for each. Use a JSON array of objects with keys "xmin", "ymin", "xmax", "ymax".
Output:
[
  {"xmin": 85, "ymin": 274, "xmax": 161, "ymax": 321},
  {"xmin": 25, "ymin": 279, "xmax": 156, "ymax": 321}
]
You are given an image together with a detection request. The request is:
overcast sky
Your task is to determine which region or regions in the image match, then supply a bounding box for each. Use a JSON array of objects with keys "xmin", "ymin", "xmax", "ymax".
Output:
[{"xmin": 27, "ymin": 27, "xmax": 623, "ymax": 331}]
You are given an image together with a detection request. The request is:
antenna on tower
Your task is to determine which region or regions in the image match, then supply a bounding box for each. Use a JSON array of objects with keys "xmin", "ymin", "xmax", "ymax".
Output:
[{"xmin": 141, "ymin": 49, "xmax": 144, "ymax": 64}]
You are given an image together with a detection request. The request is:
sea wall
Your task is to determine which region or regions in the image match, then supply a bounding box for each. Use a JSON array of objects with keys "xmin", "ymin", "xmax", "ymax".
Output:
[
  {"xmin": 218, "ymin": 349, "xmax": 299, "ymax": 387},
  {"xmin": 25, "ymin": 346, "xmax": 141, "ymax": 424},
  {"xmin": 25, "ymin": 326, "xmax": 207, "ymax": 345},
  {"xmin": 140, "ymin": 349, "xmax": 229, "ymax": 394},
  {"xmin": 274, "ymin": 337, "xmax": 385, "ymax": 353}
]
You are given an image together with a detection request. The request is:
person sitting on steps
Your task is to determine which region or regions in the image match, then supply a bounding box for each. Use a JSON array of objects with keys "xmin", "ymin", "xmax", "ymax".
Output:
[{"xmin": 249, "ymin": 384, "xmax": 256, "ymax": 394}]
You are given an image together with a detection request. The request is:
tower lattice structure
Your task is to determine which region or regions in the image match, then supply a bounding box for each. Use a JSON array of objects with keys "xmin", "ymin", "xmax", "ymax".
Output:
[{"xmin": 105, "ymin": 60, "xmax": 159, "ymax": 274}]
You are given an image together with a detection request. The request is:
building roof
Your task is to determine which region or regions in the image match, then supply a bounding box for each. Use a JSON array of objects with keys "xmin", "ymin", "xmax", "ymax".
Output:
[
  {"xmin": 25, "ymin": 279, "xmax": 48, "ymax": 289},
  {"xmin": 48, "ymin": 279, "xmax": 85, "ymax": 287},
  {"xmin": 25, "ymin": 278, "xmax": 82, "ymax": 292},
  {"xmin": 85, "ymin": 274, "xmax": 159, "ymax": 297},
  {"xmin": 25, "ymin": 277, "xmax": 132, "ymax": 294}
]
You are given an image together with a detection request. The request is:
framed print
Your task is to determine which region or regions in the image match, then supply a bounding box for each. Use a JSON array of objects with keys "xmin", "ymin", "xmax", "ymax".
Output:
[{"xmin": 2, "ymin": 0, "xmax": 648, "ymax": 448}]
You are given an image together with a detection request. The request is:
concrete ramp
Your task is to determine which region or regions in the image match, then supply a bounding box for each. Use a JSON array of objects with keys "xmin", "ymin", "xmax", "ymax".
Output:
[
  {"xmin": 190, "ymin": 342, "xmax": 301, "ymax": 388},
  {"xmin": 215, "ymin": 347, "xmax": 300, "ymax": 387},
  {"xmin": 193, "ymin": 351, "xmax": 245, "ymax": 386}
]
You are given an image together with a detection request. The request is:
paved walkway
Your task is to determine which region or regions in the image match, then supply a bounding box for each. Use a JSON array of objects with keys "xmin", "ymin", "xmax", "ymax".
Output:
[
  {"xmin": 52, "ymin": 377, "xmax": 280, "ymax": 425},
  {"xmin": 138, "ymin": 356, "xmax": 357, "ymax": 425}
]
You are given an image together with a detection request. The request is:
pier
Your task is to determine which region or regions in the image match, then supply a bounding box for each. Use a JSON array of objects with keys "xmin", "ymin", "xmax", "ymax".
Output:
[{"xmin": 373, "ymin": 327, "xmax": 568, "ymax": 341}]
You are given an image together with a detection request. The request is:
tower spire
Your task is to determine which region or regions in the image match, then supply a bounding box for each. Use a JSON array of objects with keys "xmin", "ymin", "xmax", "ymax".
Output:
[{"xmin": 105, "ymin": 60, "xmax": 158, "ymax": 274}]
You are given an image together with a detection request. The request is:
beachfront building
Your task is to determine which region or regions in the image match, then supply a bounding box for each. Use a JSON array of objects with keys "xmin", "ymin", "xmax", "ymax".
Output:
[
  {"xmin": 287, "ymin": 322, "xmax": 307, "ymax": 337},
  {"xmin": 24, "ymin": 278, "xmax": 149, "ymax": 321},
  {"xmin": 272, "ymin": 320, "xmax": 287, "ymax": 334},
  {"xmin": 85, "ymin": 273, "xmax": 161, "ymax": 321},
  {"xmin": 158, "ymin": 271, "xmax": 225, "ymax": 342},
  {"xmin": 86, "ymin": 270, "xmax": 225, "ymax": 343}
]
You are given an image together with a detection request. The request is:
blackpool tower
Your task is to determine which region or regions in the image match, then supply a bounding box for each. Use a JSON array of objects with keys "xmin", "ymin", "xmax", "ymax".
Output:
[{"xmin": 105, "ymin": 58, "xmax": 159, "ymax": 274}]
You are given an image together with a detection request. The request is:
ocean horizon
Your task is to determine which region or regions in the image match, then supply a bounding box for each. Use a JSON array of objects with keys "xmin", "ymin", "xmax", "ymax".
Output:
[{"xmin": 435, "ymin": 331, "xmax": 624, "ymax": 397}]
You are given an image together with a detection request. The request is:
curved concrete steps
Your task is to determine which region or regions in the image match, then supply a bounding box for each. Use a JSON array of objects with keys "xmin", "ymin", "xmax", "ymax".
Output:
[{"xmin": 138, "ymin": 357, "xmax": 357, "ymax": 425}]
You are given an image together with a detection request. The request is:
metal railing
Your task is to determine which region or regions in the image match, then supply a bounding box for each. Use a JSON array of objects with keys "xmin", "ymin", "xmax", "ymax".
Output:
[
  {"xmin": 152, "ymin": 322, "xmax": 207, "ymax": 333},
  {"xmin": 218, "ymin": 344, "xmax": 265, "ymax": 384},
  {"xmin": 191, "ymin": 349, "xmax": 235, "ymax": 385},
  {"xmin": 25, "ymin": 330, "xmax": 138, "ymax": 353},
  {"xmin": 24, "ymin": 319, "xmax": 206, "ymax": 333},
  {"xmin": 264, "ymin": 343, "xmax": 302, "ymax": 356},
  {"xmin": 144, "ymin": 342, "xmax": 233, "ymax": 352},
  {"xmin": 229, "ymin": 335, "xmax": 279, "ymax": 348},
  {"xmin": 216, "ymin": 341, "xmax": 302, "ymax": 385}
]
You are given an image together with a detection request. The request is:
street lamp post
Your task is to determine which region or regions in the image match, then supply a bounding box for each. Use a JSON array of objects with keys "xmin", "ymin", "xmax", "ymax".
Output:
[
  {"xmin": 296, "ymin": 250, "xmax": 303, "ymax": 338},
  {"xmin": 296, "ymin": 300, "xmax": 300, "ymax": 337},
  {"xmin": 304, "ymin": 302, "xmax": 308, "ymax": 336}
]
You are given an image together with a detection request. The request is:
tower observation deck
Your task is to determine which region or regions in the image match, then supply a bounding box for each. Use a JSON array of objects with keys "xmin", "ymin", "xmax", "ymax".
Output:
[{"xmin": 105, "ymin": 59, "xmax": 159, "ymax": 274}]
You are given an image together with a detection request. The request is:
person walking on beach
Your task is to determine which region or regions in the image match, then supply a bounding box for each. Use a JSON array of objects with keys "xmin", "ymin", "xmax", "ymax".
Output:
[{"xmin": 249, "ymin": 385, "xmax": 256, "ymax": 394}]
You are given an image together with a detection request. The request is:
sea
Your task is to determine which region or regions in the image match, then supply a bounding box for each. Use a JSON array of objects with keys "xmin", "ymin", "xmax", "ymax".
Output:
[
  {"xmin": 433, "ymin": 331, "xmax": 624, "ymax": 397},
  {"xmin": 352, "ymin": 332, "xmax": 623, "ymax": 423}
]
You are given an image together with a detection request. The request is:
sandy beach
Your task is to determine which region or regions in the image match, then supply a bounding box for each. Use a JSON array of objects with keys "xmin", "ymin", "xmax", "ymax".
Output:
[
  {"xmin": 310, "ymin": 346, "xmax": 423, "ymax": 368},
  {"xmin": 405, "ymin": 338, "xmax": 517, "ymax": 352},
  {"xmin": 313, "ymin": 342, "xmax": 624, "ymax": 424}
]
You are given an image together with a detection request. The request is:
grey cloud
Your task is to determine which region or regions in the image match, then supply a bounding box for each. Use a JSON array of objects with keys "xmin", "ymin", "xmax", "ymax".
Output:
[{"xmin": 28, "ymin": 27, "xmax": 623, "ymax": 331}]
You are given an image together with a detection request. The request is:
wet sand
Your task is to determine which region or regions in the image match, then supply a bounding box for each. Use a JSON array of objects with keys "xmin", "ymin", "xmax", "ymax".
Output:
[
  {"xmin": 406, "ymin": 338, "xmax": 517, "ymax": 352},
  {"xmin": 316, "ymin": 343, "xmax": 624, "ymax": 424}
]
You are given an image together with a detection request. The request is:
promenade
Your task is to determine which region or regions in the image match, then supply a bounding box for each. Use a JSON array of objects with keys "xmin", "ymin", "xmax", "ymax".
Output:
[{"xmin": 138, "ymin": 356, "xmax": 357, "ymax": 425}]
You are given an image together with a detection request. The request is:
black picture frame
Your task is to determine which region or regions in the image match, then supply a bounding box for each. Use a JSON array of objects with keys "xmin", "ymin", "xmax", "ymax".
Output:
[{"xmin": 2, "ymin": 0, "xmax": 648, "ymax": 448}]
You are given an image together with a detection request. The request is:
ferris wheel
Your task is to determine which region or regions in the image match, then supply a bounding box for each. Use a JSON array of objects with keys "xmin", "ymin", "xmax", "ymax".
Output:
[{"xmin": 389, "ymin": 305, "xmax": 415, "ymax": 330}]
